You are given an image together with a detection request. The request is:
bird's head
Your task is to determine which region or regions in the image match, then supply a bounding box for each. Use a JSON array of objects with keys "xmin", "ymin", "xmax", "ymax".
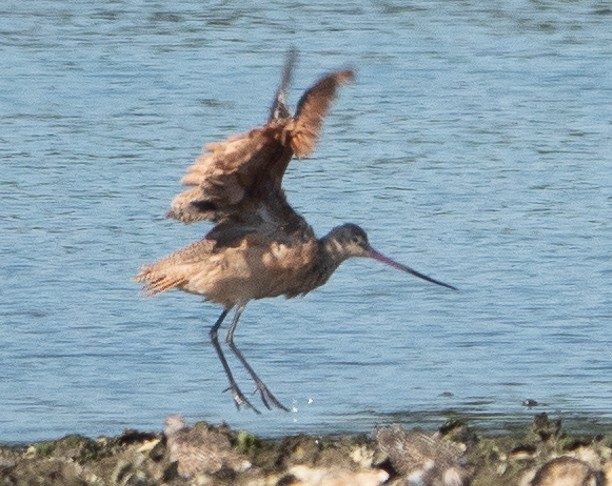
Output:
[
  {"xmin": 325, "ymin": 223, "xmax": 457, "ymax": 290},
  {"xmin": 325, "ymin": 223, "xmax": 372, "ymax": 258},
  {"xmin": 163, "ymin": 415, "xmax": 187, "ymax": 437}
]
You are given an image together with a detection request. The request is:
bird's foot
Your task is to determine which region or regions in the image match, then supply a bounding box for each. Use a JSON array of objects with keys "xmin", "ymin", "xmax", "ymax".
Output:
[
  {"xmin": 253, "ymin": 381, "xmax": 289, "ymax": 412},
  {"xmin": 224, "ymin": 384, "xmax": 261, "ymax": 414}
]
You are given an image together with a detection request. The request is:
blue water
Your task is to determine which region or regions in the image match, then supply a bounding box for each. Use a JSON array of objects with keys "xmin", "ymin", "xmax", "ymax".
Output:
[{"xmin": 1, "ymin": 1, "xmax": 611, "ymax": 443}]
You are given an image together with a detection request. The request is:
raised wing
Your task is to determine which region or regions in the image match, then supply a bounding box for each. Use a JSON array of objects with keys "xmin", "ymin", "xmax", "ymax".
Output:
[
  {"xmin": 167, "ymin": 65, "xmax": 354, "ymax": 228},
  {"xmin": 287, "ymin": 68, "xmax": 354, "ymax": 158},
  {"xmin": 268, "ymin": 47, "xmax": 297, "ymax": 121},
  {"xmin": 166, "ymin": 124, "xmax": 290, "ymax": 224}
]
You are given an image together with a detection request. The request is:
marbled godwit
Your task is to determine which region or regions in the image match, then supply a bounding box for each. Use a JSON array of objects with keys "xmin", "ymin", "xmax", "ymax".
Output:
[
  {"xmin": 163, "ymin": 415, "xmax": 251, "ymax": 479},
  {"xmin": 135, "ymin": 52, "xmax": 457, "ymax": 413},
  {"xmin": 374, "ymin": 425, "xmax": 470, "ymax": 486}
]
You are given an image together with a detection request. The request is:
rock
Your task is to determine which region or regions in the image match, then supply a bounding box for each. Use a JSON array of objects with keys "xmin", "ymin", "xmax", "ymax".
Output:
[
  {"xmin": 287, "ymin": 464, "xmax": 389, "ymax": 486},
  {"xmin": 2, "ymin": 414, "xmax": 612, "ymax": 485},
  {"xmin": 526, "ymin": 456, "xmax": 602, "ymax": 486}
]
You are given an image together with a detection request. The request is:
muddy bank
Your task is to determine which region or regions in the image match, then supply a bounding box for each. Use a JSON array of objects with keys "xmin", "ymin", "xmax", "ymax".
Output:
[{"xmin": 1, "ymin": 413, "xmax": 611, "ymax": 485}]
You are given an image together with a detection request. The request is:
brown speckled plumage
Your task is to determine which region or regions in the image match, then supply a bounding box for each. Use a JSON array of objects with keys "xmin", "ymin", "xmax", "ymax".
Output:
[
  {"xmin": 166, "ymin": 53, "xmax": 353, "ymax": 227},
  {"xmin": 135, "ymin": 50, "xmax": 455, "ymax": 413},
  {"xmin": 374, "ymin": 425, "xmax": 470, "ymax": 486},
  {"xmin": 163, "ymin": 415, "xmax": 250, "ymax": 479}
]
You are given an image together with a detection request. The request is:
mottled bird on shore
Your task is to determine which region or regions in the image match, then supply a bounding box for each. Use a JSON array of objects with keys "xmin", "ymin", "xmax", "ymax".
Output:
[
  {"xmin": 374, "ymin": 425, "xmax": 470, "ymax": 486},
  {"xmin": 135, "ymin": 51, "xmax": 457, "ymax": 413},
  {"xmin": 163, "ymin": 415, "xmax": 251, "ymax": 479}
]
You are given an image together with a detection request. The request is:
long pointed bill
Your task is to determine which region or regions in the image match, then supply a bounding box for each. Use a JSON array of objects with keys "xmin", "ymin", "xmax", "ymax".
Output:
[{"xmin": 368, "ymin": 248, "xmax": 458, "ymax": 291}]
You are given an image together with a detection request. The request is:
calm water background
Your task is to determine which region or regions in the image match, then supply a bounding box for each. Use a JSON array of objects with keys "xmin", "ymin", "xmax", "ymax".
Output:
[{"xmin": 1, "ymin": 1, "xmax": 611, "ymax": 443}]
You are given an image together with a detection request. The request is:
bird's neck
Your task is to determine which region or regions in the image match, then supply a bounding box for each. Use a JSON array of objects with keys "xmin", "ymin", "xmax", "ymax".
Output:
[
  {"xmin": 318, "ymin": 233, "xmax": 352, "ymax": 273},
  {"xmin": 320, "ymin": 237, "xmax": 344, "ymax": 263},
  {"xmin": 284, "ymin": 233, "xmax": 350, "ymax": 298}
]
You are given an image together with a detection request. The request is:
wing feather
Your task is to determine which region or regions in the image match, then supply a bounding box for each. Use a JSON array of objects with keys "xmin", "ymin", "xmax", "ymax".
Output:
[
  {"xmin": 287, "ymin": 69, "xmax": 354, "ymax": 158},
  {"xmin": 268, "ymin": 47, "xmax": 297, "ymax": 121},
  {"xmin": 167, "ymin": 123, "xmax": 292, "ymax": 224},
  {"xmin": 166, "ymin": 63, "xmax": 353, "ymax": 228}
]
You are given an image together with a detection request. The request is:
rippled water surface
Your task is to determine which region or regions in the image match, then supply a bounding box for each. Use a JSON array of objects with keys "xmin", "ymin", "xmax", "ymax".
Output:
[{"xmin": 1, "ymin": 1, "xmax": 611, "ymax": 442}]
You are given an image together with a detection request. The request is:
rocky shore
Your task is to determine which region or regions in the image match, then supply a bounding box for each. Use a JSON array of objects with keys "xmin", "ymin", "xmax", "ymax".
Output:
[{"xmin": 1, "ymin": 413, "xmax": 611, "ymax": 485}]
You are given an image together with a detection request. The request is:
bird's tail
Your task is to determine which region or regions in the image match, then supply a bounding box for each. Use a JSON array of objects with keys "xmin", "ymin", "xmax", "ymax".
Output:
[{"xmin": 134, "ymin": 266, "xmax": 187, "ymax": 297}]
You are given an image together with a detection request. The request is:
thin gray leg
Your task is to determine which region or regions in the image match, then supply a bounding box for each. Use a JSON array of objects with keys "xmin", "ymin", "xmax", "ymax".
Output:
[
  {"xmin": 209, "ymin": 307, "xmax": 260, "ymax": 414},
  {"xmin": 226, "ymin": 305, "xmax": 289, "ymax": 411}
]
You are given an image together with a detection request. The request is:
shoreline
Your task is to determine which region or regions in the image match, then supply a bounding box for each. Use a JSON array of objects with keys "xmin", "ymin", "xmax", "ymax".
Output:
[{"xmin": 2, "ymin": 413, "xmax": 612, "ymax": 485}]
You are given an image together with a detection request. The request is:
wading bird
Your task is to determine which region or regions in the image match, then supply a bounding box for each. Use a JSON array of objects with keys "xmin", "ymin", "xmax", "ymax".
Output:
[
  {"xmin": 135, "ymin": 51, "xmax": 456, "ymax": 413},
  {"xmin": 374, "ymin": 425, "xmax": 470, "ymax": 486}
]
